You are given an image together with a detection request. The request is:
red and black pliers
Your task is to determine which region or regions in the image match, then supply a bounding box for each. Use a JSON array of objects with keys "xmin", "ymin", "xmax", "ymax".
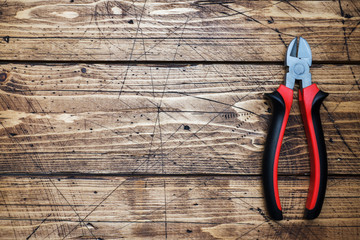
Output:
[{"xmin": 263, "ymin": 37, "xmax": 328, "ymax": 220}]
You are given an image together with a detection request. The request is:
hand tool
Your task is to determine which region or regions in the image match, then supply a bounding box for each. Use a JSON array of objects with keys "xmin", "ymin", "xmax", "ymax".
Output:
[{"xmin": 263, "ymin": 37, "xmax": 328, "ymax": 220}]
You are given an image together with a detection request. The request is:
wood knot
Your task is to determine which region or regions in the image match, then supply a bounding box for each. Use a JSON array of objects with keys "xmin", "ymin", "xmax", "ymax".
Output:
[
  {"xmin": 0, "ymin": 72, "xmax": 7, "ymax": 82},
  {"xmin": 3, "ymin": 36, "xmax": 9, "ymax": 43}
]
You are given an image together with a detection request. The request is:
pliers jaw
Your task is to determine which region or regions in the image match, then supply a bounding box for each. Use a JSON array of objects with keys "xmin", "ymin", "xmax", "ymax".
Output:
[{"xmin": 285, "ymin": 37, "xmax": 312, "ymax": 90}]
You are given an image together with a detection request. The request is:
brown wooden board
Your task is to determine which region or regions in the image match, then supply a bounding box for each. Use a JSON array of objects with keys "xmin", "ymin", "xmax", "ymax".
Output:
[
  {"xmin": 1, "ymin": 0, "xmax": 360, "ymax": 239},
  {"xmin": 0, "ymin": 63, "xmax": 359, "ymax": 175},
  {"xmin": 0, "ymin": 175, "xmax": 359, "ymax": 239},
  {"xmin": 0, "ymin": 0, "xmax": 360, "ymax": 61}
]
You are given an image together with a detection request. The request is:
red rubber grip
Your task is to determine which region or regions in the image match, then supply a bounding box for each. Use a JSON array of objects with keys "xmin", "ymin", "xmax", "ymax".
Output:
[
  {"xmin": 263, "ymin": 85, "xmax": 293, "ymax": 220},
  {"xmin": 299, "ymin": 84, "xmax": 320, "ymax": 209},
  {"xmin": 264, "ymin": 84, "xmax": 327, "ymax": 220},
  {"xmin": 273, "ymin": 85, "xmax": 293, "ymax": 209},
  {"xmin": 299, "ymin": 84, "xmax": 328, "ymax": 219}
]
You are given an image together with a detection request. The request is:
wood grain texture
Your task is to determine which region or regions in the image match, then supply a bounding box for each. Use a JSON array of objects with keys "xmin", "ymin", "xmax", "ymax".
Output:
[
  {"xmin": 1, "ymin": 0, "xmax": 360, "ymax": 61},
  {"xmin": 1, "ymin": 1, "xmax": 360, "ymax": 239},
  {"xmin": 0, "ymin": 175, "xmax": 359, "ymax": 239},
  {"xmin": 0, "ymin": 63, "xmax": 359, "ymax": 175}
]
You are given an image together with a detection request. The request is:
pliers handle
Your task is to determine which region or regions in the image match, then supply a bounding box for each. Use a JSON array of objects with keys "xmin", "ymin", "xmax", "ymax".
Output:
[{"xmin": 263, "ymin": 38, "xmax": 328, "ymax": 220}]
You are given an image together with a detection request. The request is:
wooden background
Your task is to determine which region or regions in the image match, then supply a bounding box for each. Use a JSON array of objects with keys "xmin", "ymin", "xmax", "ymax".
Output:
[{"xmin": 0, "ymin": 0, "xmax": 359, "ymax": 239}]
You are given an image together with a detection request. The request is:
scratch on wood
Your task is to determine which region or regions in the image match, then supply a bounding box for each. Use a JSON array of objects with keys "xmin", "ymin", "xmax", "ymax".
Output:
[
  {"xmin": 163, "ymin": 179, "xmax": 168, "ymax": 239},
  {"xmin": 118, "ymin": 0, "xmax": 148, "ymax": 98},
  {"xmin": 26, "ymin": 214, "xmax": 51, "ymax": 240},
  {"xmin": 322, "ymin": 103, "xmax": 358, "ymax": 158},
  {"xmin": 281, "ymin": 0, "xmax": 301, "ymax": 14},
  {"xmin": 60, "ymin": 179, "xmax": 128, "ymax": 239}
]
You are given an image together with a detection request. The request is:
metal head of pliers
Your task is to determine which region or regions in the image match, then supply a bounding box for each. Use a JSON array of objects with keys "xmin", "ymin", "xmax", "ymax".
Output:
[{"xmin": 285, "ymin": 37, "xmax": 312, "ymax": 90}]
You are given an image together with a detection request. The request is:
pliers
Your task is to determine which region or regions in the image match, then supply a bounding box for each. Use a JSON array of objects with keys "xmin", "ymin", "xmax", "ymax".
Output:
[{"xmin": 263, "ymin": 37, "xmax": 328, "ymax": 220}]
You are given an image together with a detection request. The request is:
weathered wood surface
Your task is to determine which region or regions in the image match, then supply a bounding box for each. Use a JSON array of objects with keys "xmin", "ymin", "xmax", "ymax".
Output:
[
  {"xmin": 1, "ymin": 0, "xmax": 360, "ymax": 61},
  {"xmin": 0, "ymin": 175, "xmax": 359, "ymax": 239},
  {"xmin": 1, "ymin": 1, "xmax": 360, "ymax": 239},
  {"xmin": 0, "ymin": 63, "xmax": 359, "ymax": 175}
]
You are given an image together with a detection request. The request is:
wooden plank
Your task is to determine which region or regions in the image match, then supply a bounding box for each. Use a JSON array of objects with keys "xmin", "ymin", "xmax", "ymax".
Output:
[
  {"xmin": 1, "ymin": 0, "xmax": 360, "ymax": 61},
  {"xmin": 0, "ymin": 63, "xmax": 359, "ymax": 175},
  {"xmin": 0, "ymin": 175, "xmax": 359, "ymax": 239}
]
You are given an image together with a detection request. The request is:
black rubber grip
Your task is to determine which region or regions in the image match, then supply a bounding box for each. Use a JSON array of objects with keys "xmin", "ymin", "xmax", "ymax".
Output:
[
  {"xmin": 304, "ymin": 90, "xmax": 329, "ymax": 220},
  {"xmin": 263, "ymin": 91, "xmax": 286, "ymax": 220}
]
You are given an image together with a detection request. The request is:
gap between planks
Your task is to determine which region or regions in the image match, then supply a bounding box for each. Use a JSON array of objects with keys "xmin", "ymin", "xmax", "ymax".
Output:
[
  {"xmin": 1, "ymin": 60, "xmax": 360, "ymax": 66},
  {"xmin": 1, "ymin": 173, "xmax": 360, "ymax": 178}
]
